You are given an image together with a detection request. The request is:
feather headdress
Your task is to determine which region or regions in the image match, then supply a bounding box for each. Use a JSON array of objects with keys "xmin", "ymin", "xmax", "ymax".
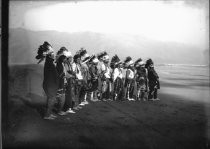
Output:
[
  {"xmin": 55, "ymin": 47, "xmax": 69, "ymax": 62},
  {"xmin": 77, "ymin": 48, "xmax": 89, "ymax": 61},
  {"xmin": 35, "ymin": 41, "xmax": 53, "ymax": 64},
  {"xmin": 110, "ymin": 54, "xmax": 121, "ymax": 69}
]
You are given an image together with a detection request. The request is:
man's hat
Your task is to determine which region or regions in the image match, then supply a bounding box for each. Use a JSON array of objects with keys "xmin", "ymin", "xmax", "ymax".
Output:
[{"xmin": 145, "ymin": 58, "xmax": 154, "ymax": 68}]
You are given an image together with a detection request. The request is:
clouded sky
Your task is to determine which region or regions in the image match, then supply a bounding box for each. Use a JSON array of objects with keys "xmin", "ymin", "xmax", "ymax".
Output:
[{"xmin": 9, "ymin": 0, "xmax": 208, "ymax": 49}]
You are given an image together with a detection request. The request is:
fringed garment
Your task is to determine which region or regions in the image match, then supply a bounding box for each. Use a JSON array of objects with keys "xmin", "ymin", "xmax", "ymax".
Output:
[{"xmin": 135, "ymin": 67, "xmax": 148, "ymax": 100}]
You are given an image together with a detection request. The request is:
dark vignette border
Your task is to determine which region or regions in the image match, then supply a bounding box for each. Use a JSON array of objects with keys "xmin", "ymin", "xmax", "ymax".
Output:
[{"xmin": 2, "ymin": 0, "xmax": 9, "ymax": 128}]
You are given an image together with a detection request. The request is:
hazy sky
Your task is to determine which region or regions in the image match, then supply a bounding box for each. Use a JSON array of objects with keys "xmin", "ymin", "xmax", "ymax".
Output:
[{"xmin": 9, "ymin": 1, "xmax": 208, "ymax": 49}]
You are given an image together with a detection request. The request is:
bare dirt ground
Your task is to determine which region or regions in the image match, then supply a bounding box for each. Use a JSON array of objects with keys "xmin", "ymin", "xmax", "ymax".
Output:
[
  {"xmin": 3, "ymin": 92, "xmax": 210, "ymax": 149},
  {"xmin": 2, "ymin": 64, "xmax": 210, "ymax": 149}
]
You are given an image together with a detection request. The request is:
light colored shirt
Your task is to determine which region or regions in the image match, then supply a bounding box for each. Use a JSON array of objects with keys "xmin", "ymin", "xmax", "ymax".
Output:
[
  {"xmin": 63, "ymin": 62, "xmax": 74, "ymax": 79},
  {"xmin": 101, "ymin": 63, "xmax": 111, "ymax": 78},
  {"xmin": 72, "ymin": 63, "xmax": 83, "ymax": 80},
  {"xmin": 126, "ymin": 68, "xmax": 135, "ymax": 79},
  {"xmin": 113, "ymin": 68, "xmax": 123, "ymax": 81},
  {"xmin": 97, "ymin": 61, "xmax": 103, "ymax": 74},
  {"xmin": 122, "ymin": 68, "xmax": 126, "ymax": 78}
]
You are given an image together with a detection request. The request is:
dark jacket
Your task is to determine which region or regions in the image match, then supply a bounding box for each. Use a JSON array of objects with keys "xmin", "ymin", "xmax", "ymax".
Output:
[
  {"xmin": 89, "ymin": 64, "xmax": 99, "ymax": 80},
  {"xmin": 147, "ymin": 67, "xmax": 159, "ymax": 88},
  {"xmin": 87, "ymin": 64, "xmax": 99, "ymax": 92},
  {"xmin": 43, "ymin": 56, "xmax": 59, "ymax": 97},
  {"xmin": 56, "ymin": 55, "xmax": 66, "ymax": 90}
]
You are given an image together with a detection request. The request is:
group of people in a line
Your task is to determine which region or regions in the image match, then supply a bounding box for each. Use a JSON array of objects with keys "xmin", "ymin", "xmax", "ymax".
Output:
[{"xmin": 36, "ymin": 41, "xmax": 160, "ymax": 120}]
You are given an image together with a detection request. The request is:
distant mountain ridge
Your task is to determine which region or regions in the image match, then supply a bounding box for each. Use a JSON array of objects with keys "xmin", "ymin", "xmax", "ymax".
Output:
[{"xmin": 9, "ymin": 28, "xmax": 208, "ymax": 65}]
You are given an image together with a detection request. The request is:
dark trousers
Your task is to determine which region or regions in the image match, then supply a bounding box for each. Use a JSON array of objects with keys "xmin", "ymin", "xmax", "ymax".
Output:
[
  {"xmin": 101, "ymin": 78, "xmax": 111, "ymax": 99},
  {"xmin": 87, "ymin": 79, "xmax": 99, "ymax": 100},
  {"xmin": 63, "ymin": 78, "xmax": 75, "ymax": 111},
  {"xmin": 43, "ymin": 85, "xmax": 58, "ymax": 117},
  {"xmin": 92, "ymin": 80, "xmax": 99, "ymax": 99},
  {"xmin": 136, "ymin": 82, "xmax": 147, "ymax": 99},
  {"xmin": 148, "ymin": 85, "xmax": 158, "ymax": 99},
  {"xmin": 56, "ymin": 91, "xmax": 65, "ymax": 112},
  {"xmin": 97, "ymin": 77, "xmax": 102, "ymax": 99},
  {"xmin": 75, "ymin": 80, "xmax": 86, "ymax": 106},
  {"xmin": 45, "ymin": 96, "xmax": 57, "ymax": 116},
  {"xmin": 113, "ymin": 77, "xmax": 124, "ymax": 100},
  {"xmin": 89, "ymin": 79, "xmax": 99, "ymax": 92}
]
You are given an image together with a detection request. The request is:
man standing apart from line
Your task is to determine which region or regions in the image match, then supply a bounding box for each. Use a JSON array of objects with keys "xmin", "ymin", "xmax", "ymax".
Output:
[
  {"xmin": 36, "ymin": 41, "xmax": 59, "ymax": 120},
  {"xmin": 145, "ymin": 58, "xmax": 160, "ymax": 101}
]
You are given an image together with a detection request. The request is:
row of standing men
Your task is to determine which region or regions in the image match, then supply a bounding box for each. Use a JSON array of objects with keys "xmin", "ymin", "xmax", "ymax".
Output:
[{"xmin": 35, "ymin": 42, "xmax": 160, "ymax": 120}]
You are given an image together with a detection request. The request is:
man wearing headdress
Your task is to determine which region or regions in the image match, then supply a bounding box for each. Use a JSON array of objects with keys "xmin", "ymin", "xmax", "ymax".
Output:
[
  {"xmin": 36, "ymin": 41, "xmax": 59, "ymax": 120},
  {"xmin": 72, "ymin": 53, "xmax": 84, "ymax": 110},
  {"xmin": 96, "ymin": 52, "xmax": 105, "ymax": 100},
  {"xmin": 124, "ymin": 56, "xmax": 135, "ymax": 101},
  {"xmin": 55, "ymin": 47, "xmax": 68, "ymax": 62},
  {"xmin": 111, "ymin": 55, "xmax": 124, "ymax": 101},
  {"xmin": 78, "ymin": 48, "xmax": 91, "ymax": 105},
  {"xmin": 55, "ymin": 47, "xmax": 69, "ymax": 116},
  {"xmin": 134, "ymin": 58, "xmax": 148, "ymax": 101},
  {"xmin": 145, "ymin": 59, "xmax": 160, "ymax": 101},
  {"xmin": 62, "ymin": 49, "xmax": 76, "ymax": 114},
  {"xmin": 100, "ymin": 51, "xmax": 112, "ymax": 101},
  {"xmin": 88, "ymin": 55, "xmax": 100, "ymax": 101}
]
